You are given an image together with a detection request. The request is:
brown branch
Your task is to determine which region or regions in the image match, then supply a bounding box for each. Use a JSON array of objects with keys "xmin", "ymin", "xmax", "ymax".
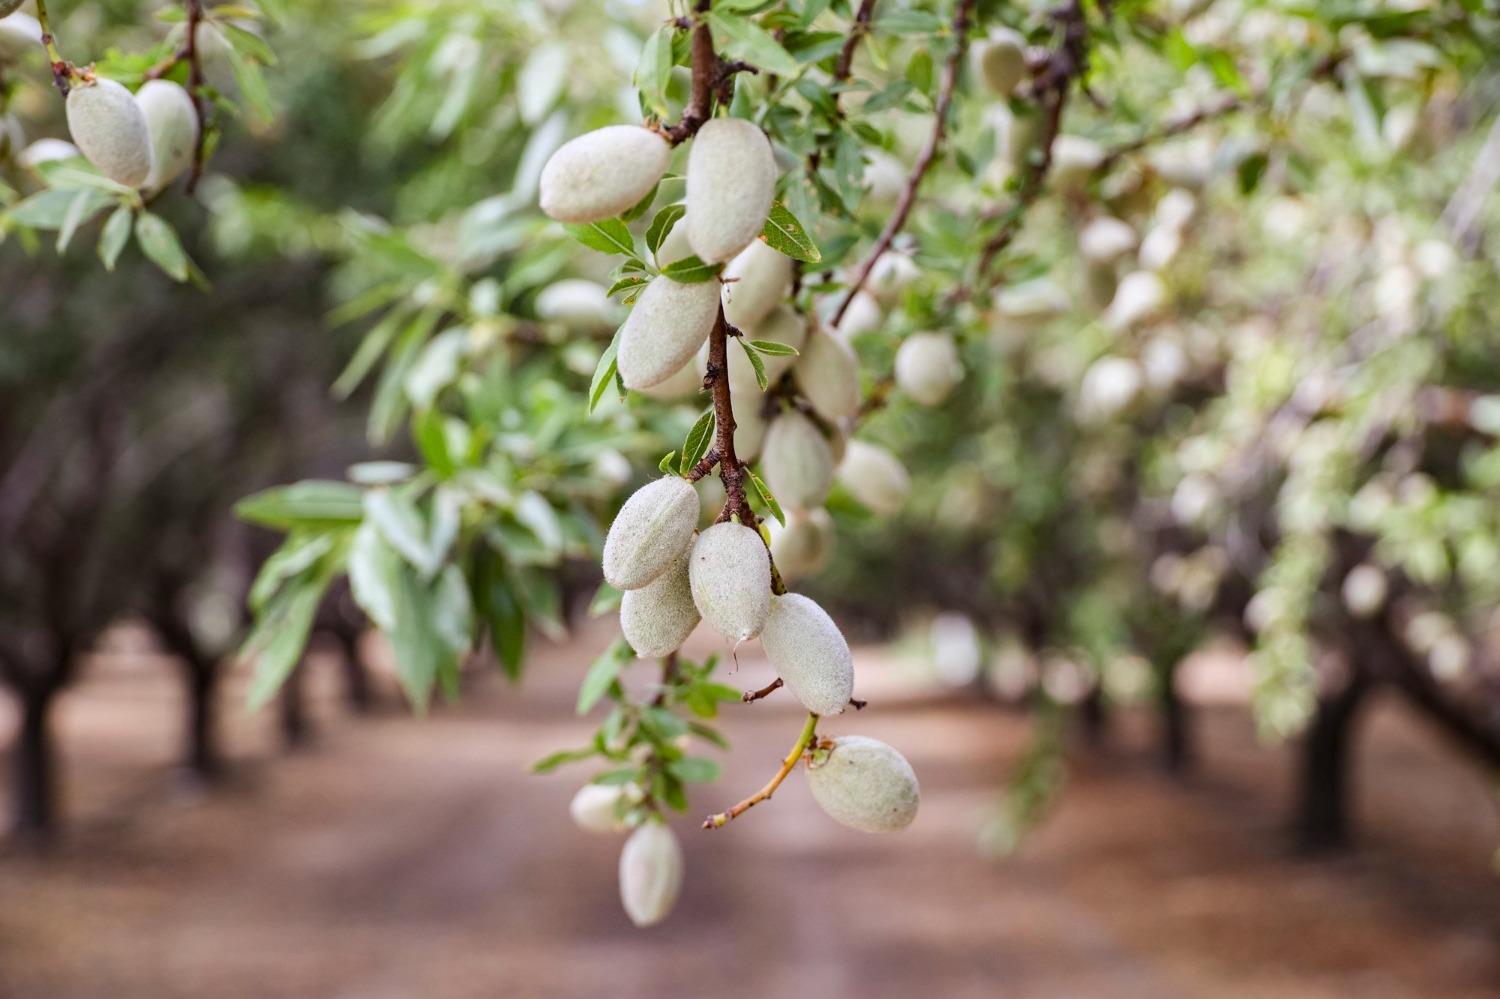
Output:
[
  {"xmin": 703, "ymin": 712, "xmax": 818, "ymax": 828},
  {"xmin": 703, "ymin": 304, "xmax": 756, "ymax": 525},
  {"xmin": 831, "ymin": 0, "xmax": 976, "ymax": 328},
  {"xmin": 834, "ymin": 0, "xmax": 879, "ymax": 86},
  {"xmin": 657, "ymin": 2, "xmax": 718, "ymax": 145},
  {"xmin": 971, "ymin": 0, "xmax": 1090, "ymax": 285},
  {"xmin": 742, "ymin": 677, "xmax": 783, "ymax": 703},
  {"xmin": 1096, "ymin": 94, "xmax": 1242, "ymax": 173}
]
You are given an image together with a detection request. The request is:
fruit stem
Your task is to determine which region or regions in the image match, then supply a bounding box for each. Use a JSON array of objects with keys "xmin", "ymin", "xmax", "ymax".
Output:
[
  {"xmin": 702, "ymin": 711, "xmax": 818, "ymax": 829},
  {"xmin": 33, "ymin": 0, "xmax": 76, "ymax": 97}
]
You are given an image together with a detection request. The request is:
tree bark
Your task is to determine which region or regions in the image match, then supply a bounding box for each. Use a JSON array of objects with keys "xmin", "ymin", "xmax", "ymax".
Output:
[
  {"xmin": 183, "ymin": 661, "xmax": 223, "ymax": 781},
  {"xmin": 333, "ymin": 626, "xmax": 374, "ymax": 715},
  {"xmin": 11, "ymin": 686, "xmax": 59, "ymax": 843},
  {"xmin": 1295, "ymin": 669, "xmax": 1371, "ymax": 854},
  {"xmin": 279, "ymin": 660, "xmax": 312, "ymax": 749},
  {"xmin": 1159, "ymin": 660, "xmax": 1193, "ymax": 776}
]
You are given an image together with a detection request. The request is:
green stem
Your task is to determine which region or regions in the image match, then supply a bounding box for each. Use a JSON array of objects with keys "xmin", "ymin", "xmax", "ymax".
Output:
[
  {"xmin": 32, "ymin": 0, "xmax": 77, "ymax": 95},
  {"xmin": 702, "ymin": 711, "xmax": 818, "ymax": 829}
]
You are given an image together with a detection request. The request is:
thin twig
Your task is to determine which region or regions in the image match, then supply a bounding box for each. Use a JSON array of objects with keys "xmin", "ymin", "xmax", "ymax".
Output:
[
  {"xmin": 33, "ymin": 0, "xmax": 76, "ymax": 97},
  {"xmin": 703, "ymin": 712, "xmax": 818, "ymax": 828},
  {"xmin": 742, "ymin": 677, "xmax": 783, "ymax": 703},
  {"xmin": 831, "ymin": 0, "xmax": 976, "ymax": 328},
  {"xmin": 833, "ymin": 0, "xmax": 879, "ymax": 89}
]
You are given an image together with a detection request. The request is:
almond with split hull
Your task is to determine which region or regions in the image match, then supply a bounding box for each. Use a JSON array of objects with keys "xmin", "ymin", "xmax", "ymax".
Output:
[
  {"xmin": 762, "ymin": 412, "xmax": 834, "ymax": 511},
  {"xmin": 760, "ymin": 593, "xmax": 853, "ymax": 716},
  {"xmin": 66, "ymin": 78, "xmax": 153, "ymax": 188},
  {"xmin": 688, "ymin": 522, "xmax": 771, "ymax": 642},
  {"xmin": 617, "ymin": 275, "xmax": 720, "ymax": 390},
  {"xmin": 618, "ymin": 823, "xmax": 683, "ymax": 927},
  {"xmin": 686, "ymin": 118, "xmax": 776, "ymax": 263},
  {"xmin": 806, "ymin": 735, "xmax": 920, "ymax": 832},
  {"xmin": 794, "ymin": 327, "xmax": 861, "ymax": 423},
  {"xmin": 621, "ymin": 550, "xmax": 700, "ymax": 658},
  {"xmin": 894, "ymin": 332, "xmax": 963, "ymax": 406},
  {"xmin": 602, "ymin": 476, "xmax": 699, "ymax": 590},
  {"xmin": 540, "ymin": 125, "xmax": 671, "ymax": 223}
]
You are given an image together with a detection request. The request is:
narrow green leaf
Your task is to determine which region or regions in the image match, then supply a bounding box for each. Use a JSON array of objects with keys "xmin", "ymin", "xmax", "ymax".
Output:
[
  {"xmin": 658, "ymin": 450, "xmax": 677, "ymax": 473},
  {"xmin": 746, "ymin": 465, "xmax": 785, "ymax": 525},
  {"xmin": 645, "ymin": 202, "xmax": 686, "ymax": 256},
  {"xmin": 235, "ymin": 480, "xmax": 366, "ymax": 528},
  {"xmin": 760, "ymin": 201, "xmax": 821, "ymax": 262},
  {"xmin": 577, "ymin": 638, "xmax": 631, "ymax": 715},
  {"xmin": 748, "ymin": 338, "xmax": 799, "ymax": 357},
  {"xmin": 135, "ymin": 211, "xmax": 191, "ymax": 281},
  {"xmin": 667, "ymin": 756, "xmax": 721, "ymax": 783},
  {"xmin": 564, "ymin": 218, "xmax": 636, "ymax": 257},
  {"xmin": 661, "ymin": 255, "xmax": 724, "ymax": 283},
  {"xmin": 737, "ymin": 337, "xmax": 769, "ymax": 390},
  {"xmin": 96, "ymin": 206, "xmax": 133, "ymax": 271},
  {"xmin": 531, "ymin": 746, "xmax": 597, "ymax": 774},
  {"xmin": 589, "ymin": 327, "xmax": 623, "ymax": 413},
  {"xmin": 679, "ymin": 409, "xmax": 716, "ymax": 474},
  {"xmin": 707, "ymin": 11, "xmax": 799, "ymax": 75}
]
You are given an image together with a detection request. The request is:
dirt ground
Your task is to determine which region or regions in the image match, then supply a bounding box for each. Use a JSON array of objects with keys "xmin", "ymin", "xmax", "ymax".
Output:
[{"xmin": 0, "ymin": 621, "xmax": 1497, "ymax": 999}]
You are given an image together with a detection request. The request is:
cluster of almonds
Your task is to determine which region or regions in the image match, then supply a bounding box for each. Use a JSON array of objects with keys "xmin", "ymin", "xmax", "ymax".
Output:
[
  {"xmin": 538, "ymin": 115, "xmax": 929, "ymax": 926},
  {"xmin": 0, "ymin": 9, "xmax": 197, "ymax": 193}
]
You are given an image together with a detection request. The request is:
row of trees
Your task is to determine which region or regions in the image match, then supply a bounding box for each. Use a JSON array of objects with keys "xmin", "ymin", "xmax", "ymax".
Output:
[{"xmin": 1, "ymin": 0, "xmax": 1497, "ymax": 907}]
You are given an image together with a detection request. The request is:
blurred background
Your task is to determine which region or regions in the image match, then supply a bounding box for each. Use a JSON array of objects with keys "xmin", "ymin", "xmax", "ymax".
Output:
[{"xmin": 2, "ymin": 0, "xmax": 1499, "ymax": 997}]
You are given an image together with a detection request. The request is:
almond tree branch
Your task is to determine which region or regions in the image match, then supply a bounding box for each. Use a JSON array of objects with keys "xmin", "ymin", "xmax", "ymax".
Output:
[
  {"xmin": 833, "ymin": 0, "xmax": 879, "ymax": 89},
  {"xmin": 703, "ymin": 711, "xmax": 818, "ymax": 828},
  {"xmin": 742, "ymin": 676, "xmax": 782, "ymax": 702},
  {"xmin": 33, "ymin": 0, "xmax": 77, "ymax": 97},
  {"xmin": 831, "ymin": 0, "xmax": 976, "ymax": 328}
]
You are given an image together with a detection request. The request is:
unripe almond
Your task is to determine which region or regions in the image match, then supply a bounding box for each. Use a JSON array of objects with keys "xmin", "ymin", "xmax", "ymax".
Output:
[
  {"xmin": 136, "ymin": 79, "xmax": 196, "ymax": 192},
  {"xmin": 768, "ymin": 508, "xmax": 835, "ymax": 583},
  {"xmin": 862, "ymin": 150, "xmax": 906, "ymax": 206},
  {"xmin": 971, "ymin": 27, "xmax": 1027, "ymax": 96},
  {"xmin": 65, "ymin": 78, "xmax": 153, "ymax": 188},
  {"xmin": 536, "ymin": 278, "xmax": 616, "ymax": 328},
  {"xmin": 617, "ymin": 275, "xmax": 719, "ymax": 390},
  {"xmin": 722, "ymin": 239, "xmax": 792, "ymax": 331},
  {"xmin": 1103, "ymin": 271, "xmax": 1166, "ymax": 331},
  {"xmin": 732, "ymin": 391, "xmax": 770, "ymax": 462},
  {"xmin": 834, "ymin": 290, "xmax": 883, "ymax": 340},
  {"xmin": 732, "ymin": 305, "xmax": 805, "ymax": 384},
  {"xmin": 893, "ymin": 332, "xmax": 963, "ymax": 407},
  {"xmin": 867, "ymin": 252, "xmax": 919, "ymax": 303},
  {"xmin": 837, "ymin": 440, "xmax": 910, "ymax": 516},
  {"xmin": 539, "ymin": 125, "xmax": 671, "ymax": 223},
  {"xmin": 602, "ymin": 476, "xmax": 699, "ymax": 590},
  {"xmin": 793, "ymin": 327, "xmax": 861, "ymax": 423},
  {"xmin": 1050, "ymin": 135, "xmax": 1104, "ymax": 190},
  {"xmin": 618, "ymin": 822, "xmax": 683, "ymax": 927},
  {"xmin": 805, "ymin": 735, "xmax": 920, "ymax": 833},
  {"xmin": 621, "ymin": 550, "xmax": 700, "ymax": 658},
  {"xmin": 635, "ymin": 354, "xmax": 704, "ymax": 401},
  {"xmin": 0, "ymin": 12, "xmax": 41, "ymax": 60},
  {"xmin": 1079, "ymin": 216, "xmax": 1137, "ymax": 263},
  {"xmin": 570, "ymin": 783, "xmax": 627, "ymax": 834},
  {"xmin": 688, "ymin": 522, "xmax": 771, "ymax": 642},
  {"xmin": 762, "ymin": 411, "xmax": 834, "ymax": 511},
  {"xmin": 686, "ymin": 118, "xmax": 776, "ymax": 263},
  {"xmin": 760, "ymin": 592, "xmax": 854, "ymax": 716}
]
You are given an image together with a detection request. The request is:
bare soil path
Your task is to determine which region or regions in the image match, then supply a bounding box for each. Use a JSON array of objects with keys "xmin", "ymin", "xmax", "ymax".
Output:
[{"xmin": 1, "ymin": 622, "xmax": 1496, "ymax": 998}]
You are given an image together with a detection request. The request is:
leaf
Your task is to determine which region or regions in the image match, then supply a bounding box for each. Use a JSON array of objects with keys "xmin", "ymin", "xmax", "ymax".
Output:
[
  {"xmin": 588, "ymin": 583, "xmax": 623, "ymax": 617},
  {"xmin": 707, "ymin": 10, "xmax": 800, "ymax": 76},
  {"xmin": 737, "ymin": 337, "xmax": 769, "ymax": 390},
  {"xmin": 7, "ymin": 188, "xmax": 101, "ymax": 229},
  {"xmin": 531, "ymin": 746, "xmax": 597, "ymax": 774},
  {"xmin": 760, "ymin": 201, "xmax": 821, "ymax": 262},
  {"xmin": 235, "ymin": 480, "xmax": 366, "ymax": 528},
  {"xmin": 477, "ymin": 552, "xmax": 527, "ymax": 682},
  {"xmin": 564, "ymin": 218, "xmax": 636, "ymax": 257},
  {"xmin": 748, "ymin": 338, "xmax": 799, "ymax": 357},
  {"xmin": 577, "ymin": 638, "xmax": 632, "ymax": 715},
  {"xmin": 97, "ymin": 207, "xmax": 133, "ymax": 271},
  {"xmin": 646, "ymin": 202, "xmax": 686, "ymax": 256},
  {"xmin": 589, "ymin": 327, "xmax": 623, "ymax": 413},
  {"xmin": 605, "ymin": 273, "xmax": 651, "ymax": 298},
  {"xmin": 746, "ymin": 466, "xmax": 785, "ymax": 525},
  {"xmin": 135, "ymin": 211, "xmax": 191, "ymax": 282},
  {"xmin": 679, "ymin": 409, "xmax": 716, "ymax": 474},
  {"xmin": 658, "ymin": 450, "xmax": 677, "ymax": 473},
  {"xmin": 633, "ymin": 24, "xmax": 674, "ymax": 117},
  {"xmin": 667, "ymin": 757, "xmax": 721, "ymax": 783},
  {"xmin": 56, "ymin": 188, "xmax": 109, "ymax": 254},
  {"xmin": 620, "ymin": 180, "xmax": 659, "ymax": 223},
  {"xmin": 661, "ymin": 255, "xmax": 724, "ymax": 283},
  {"xmin": 364, "ymin": 489, "xmax": 439, "ymax": 577},
  {"xmin": 347, "ymin": 521, "xmax": 401, "ymax": 632}
]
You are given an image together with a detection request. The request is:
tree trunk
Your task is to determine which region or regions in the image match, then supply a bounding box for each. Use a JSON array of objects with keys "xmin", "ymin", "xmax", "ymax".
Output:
[
  {"xmin": 11, "ymin": 687, "xmax": 59, "ymax": 843},
  {"xmin": 1159, "ymin": 661, "xmax": 1192, "ymax": 776},
  {"xmin": 1078, "ymin": 687, "xmax": 1108, "ymax": 746},
  {"xmin": 183, "ymin": 662, "xmax": 223, "ymax": 782},
  {"xmin": 279, "ymin": 660, "xmax": 312, "ymax": 750},
  {"xmin": 334, "ymin": 627, "xmax": 375, "ymax": 715},
  {"xmin": 1295, "ymin": 669, "xmax": 1371, "ymax": 854}
]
